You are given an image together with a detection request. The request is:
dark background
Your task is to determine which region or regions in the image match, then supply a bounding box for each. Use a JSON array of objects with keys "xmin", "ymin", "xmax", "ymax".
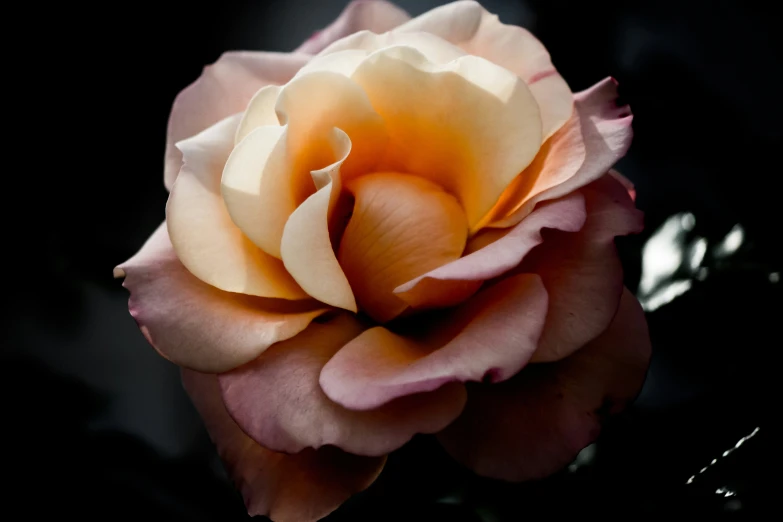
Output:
[{"xmin": 8, "ymin": 0, "xmax": 780, "ymax": 519}]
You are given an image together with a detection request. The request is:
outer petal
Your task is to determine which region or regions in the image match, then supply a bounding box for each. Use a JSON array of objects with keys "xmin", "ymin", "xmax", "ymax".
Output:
[
  {"xmin": 222, "ymin": 71, "xmax": 387, "ymax": 259},
  {"xmin": 351, "ymin": 45, "xmax": 542, "ymax": 230},
  {"xmin": 182, "ymin": 370, "xmax": 386, "ymax": 522},
  {"xmin": 437, "ymin": 288, "xmax": 651, "ymax": 482},
  {"xmin": 295, "ymin": 0, "xmax": 410, "ymax": 55},
  {"xmin": 524, "ymin": 174, "xmax": 644, "ymax": 362},
  {"xmin": 395, "ymin": 0, "xmax": 573, "ymax": 140},
  {"xmin": 115, "ymin": 224, "xmax": 327, "ymax": 373},
  {"xmin": 320, "ymin": 274, "xmax": 548, "ymax": 410},
  {"xmin": 167, "ymin": 115, "xmax": 306, "ymax": 299},
  {"xmin": 338, "ymin": 173, "xmax": 468, "ymax": 322},
  {"xmin": 164, "ymin": 52, "xmax": 309, "ymax": 190},
  {"xmin": 219, "ymin": 314, "xmax": 467, "ymax": 456},
  {"xmin": 394, "ymin": 192, "xmax": 585, "ymax": 310},
  {"xmin": 490, "ymin": 77, "xmax": 633, "ymax": 228}
]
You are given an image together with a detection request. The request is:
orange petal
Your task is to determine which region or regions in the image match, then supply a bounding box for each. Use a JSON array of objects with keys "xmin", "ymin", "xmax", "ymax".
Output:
[
  {"xmin": 337, "ymin": 173, "xmax": 468, "ymax": 322},
  {"xmin": 395, "ymin": 1, "xmax": 573, "ymax": 140},
  {"xmin": 222, "ymin": 71, "xmax": 387, "ymax": 259},
  {"xmin": 488, "ymin": 77, "xmax": 633, "ymax": 229},
  {"xmin": 167, "ymin": 115, "xmax": 306, "ymax": 299},
  {"xmin": 350, "ymin": 45, "xmax": 542, "ymax": 230},
  {"xmin": 280, "ymin": 130, "xmax": 357, "ymax": 311},
  {"xmin": 480, "ymin": 106, "xmax": 586, "ymax": 227}
]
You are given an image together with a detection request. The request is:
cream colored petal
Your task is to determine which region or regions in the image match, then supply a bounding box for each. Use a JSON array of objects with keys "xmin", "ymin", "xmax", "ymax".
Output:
[
  {"xmin": 221, "ymin": 71, "xmax": 387, "ymax": 259},
  {"xmin": 295, "ymin": 0, "xmax": 410, "ymax": 55},
  {"xmin": 395, "ymin": 1, "xmax": 572, "ymax": 140},
  {"xmin": 318, "ymin": 30, "xmax": 465, "ymax": 64},
  {"xmin": 234, "ymin": 85, "xmax": 282, "ymax": 143},
  {"xmin": 280, "ymin": 129, "xmax": 357, "ymax": 311},
  {"xmin": 294, "ymin": 49, "xmax": 371, "ymax": 80},
  {"xmin": 277, "ymin": 71, "xmax": 387, "ymax": 180},
  {"xmin": 337, "ymin": 173, "xmax": 468, "ymax": 323},
  {"xmin": 165, "ymin": 52, "xmax": 309, "ymax": 190},
  {"xmin": 350, "ymin": 45, "xmax": 542, "ymax": 230},
  {"xmin": 167, "ymin": 115, "xmax": 306, "ymax": 299}
]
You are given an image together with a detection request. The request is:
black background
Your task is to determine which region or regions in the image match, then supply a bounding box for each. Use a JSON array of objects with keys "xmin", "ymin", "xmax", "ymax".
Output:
[{"xmin": 7, "ymin": 0, "xmax": 780, "ymax": 519}]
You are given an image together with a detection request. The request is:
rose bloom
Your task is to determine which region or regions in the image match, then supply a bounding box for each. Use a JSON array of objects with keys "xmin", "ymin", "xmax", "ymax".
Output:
[{"xmin": 116, "ymin": 1, "xmax": 651, "ymax": 520}]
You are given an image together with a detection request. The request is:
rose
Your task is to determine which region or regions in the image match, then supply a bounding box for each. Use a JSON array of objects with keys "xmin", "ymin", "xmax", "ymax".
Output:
[{"xmin": 116, "ymin": 1, "xmax": 651, "ymax": 520}]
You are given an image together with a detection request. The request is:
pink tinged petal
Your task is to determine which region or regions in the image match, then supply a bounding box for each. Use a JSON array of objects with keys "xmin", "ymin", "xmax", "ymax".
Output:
[
  {"xmin": 490, "ymin": 77, "xmax": 633, "ymax": 228},
  {"xmin": 395, "ymin": 192, "xmax": 586, "ymax": 310},
  {"xmin": 350, "ymin": 45, "xmax": 542, "ymax": 230},
  {"xmin": 219, "ymin": 314, "xmax": 467, "ymax": 456},
  {"xmin": 437, "ymin": 288, "xmax": 651, "ymax": 482},
  {"xmin": 338, "ymin": 173, "xmax": 468, "ymax": 322},
  {"xmin": 164, "ymin": 52, "xmax": 309, "ymax": 190},
  {"xmin": 525, "ymin": 174, "xmax": 644, "ymax": 362},
  {"xmin": 394, "ymin": 0, "xmax": 573, "ymax": 140},
  {"xmin": 280, "ymin": 130, "xmax": 357, "ymax": 311},
  {"xmin": 166, "ymin": 115, "xmax": 306, "ymax": 299},
  {"xmin": 116, "ymin": 224, "xmax": 327, "ymax": 373},
  {"xmin": 222, "ymin": 71, "xmax": 387, "ymax": 260},
  {"xmin": 295, "ymin": 0, "xmax": 411, "ymax": 55},
  {"xmin": 320, "ymin": 274, "xmax": 548, "ymax": 410},
  {"xmin": 181, "ymin": 370, "xmax": 386, "ymax": 522}
]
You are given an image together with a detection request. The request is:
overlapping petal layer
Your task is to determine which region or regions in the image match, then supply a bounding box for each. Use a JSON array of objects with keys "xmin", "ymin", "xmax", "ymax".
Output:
[
  {"xmin": 295, "ymin": 0, "xmax": 411, "ymax": 55},
  {"xmin": 165, "ymin": 52, "xmax": 309, "ymax": 190},
  {"xmin": 219, "ymin": 314, "xmax": 467, "ymax": 456},
  {"xmin": 222, "ymin": 71, "xmax": 387, "ymax": 259},
  {"xmin": 437, "ymin": 288, "xmax": 651, "ymax": 481},
  {"xmin": 166, "ymin": 115, "xmax": 306, "ymax": 299},
  {"xmin": 394, "ymin": 0, "xmax": 573, "ymax": 140},
  {"xmin": 526, "ymin": 174, "xmax": 644, "ymax": 362},
  {"xmin": 115, "ymin": 224, "xmax": 326, "ymax": 373},
  {"xmin": 182, "ymin": 370, "xmax": 386, "ymax": 522},
  {"xmin": 489, "ymin": 77, "xmax": 633, "ymax": 228},
  {"xmin": 394, "ymin": 192, "xmax": 586, "ymax": 309},
  {"xmin": 350, "ymin": 45, "xmax": 543, "ymax": 229},
  {"xmin": 338, "ymin": 173, "xmax": 468, "ymax": 322},
  {"xmin": 320, "ymin": 274, "xmax": 548, "ymax": 410}
]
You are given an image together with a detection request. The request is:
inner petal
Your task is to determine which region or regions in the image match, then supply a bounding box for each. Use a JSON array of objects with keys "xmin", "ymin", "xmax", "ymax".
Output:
[
  {"xmin": 337, "ymin": 173, "xmax": 468, "ymax": 323},
  {"xmin": 221, "ymin": 71, "xmax": 387, "ymax": 259},
  {"xmin": 350, "ymin": 45, "xmax": 542, "ymax": 230}
]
